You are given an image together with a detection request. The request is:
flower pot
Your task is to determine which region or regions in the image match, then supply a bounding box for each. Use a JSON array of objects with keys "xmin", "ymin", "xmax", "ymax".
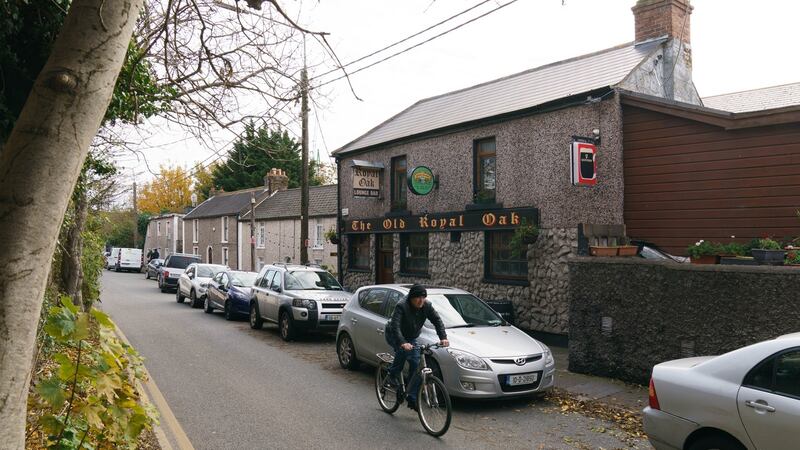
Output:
[
  {"xmin": 751, "ymin": 249, "xmax": 785, "ymax": 265},
  {"xmin": 590, "ymin": 246, "xmax": 618, "ymax": 257},
  {"xmin": 617, "ymin": 245, "xmax": 639, "ymax": 257},
  {"xmin": 691, "ymin": 255, "xmax": 719, "ymax": 265},
  {"xmin": 328, "ymin": 236, "xmax": 340, "ymax": 245}
]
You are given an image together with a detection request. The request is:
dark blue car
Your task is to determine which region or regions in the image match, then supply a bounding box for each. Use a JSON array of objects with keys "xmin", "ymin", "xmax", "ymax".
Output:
[{"xmin": 204, "ymin": 270, "xmax": 258, "ymax": 320}]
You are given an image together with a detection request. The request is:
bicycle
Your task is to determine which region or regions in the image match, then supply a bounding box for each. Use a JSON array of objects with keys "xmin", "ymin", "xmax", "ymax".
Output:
[{"xmin": 375, "ymin": 343, "xmax": 452, "ymax": 437}]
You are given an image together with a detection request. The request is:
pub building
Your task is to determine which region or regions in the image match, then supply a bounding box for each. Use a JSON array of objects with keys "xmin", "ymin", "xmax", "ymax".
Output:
[{"xmin": 333, "ymin": 0, "xmax": 748, "ymax": 339}]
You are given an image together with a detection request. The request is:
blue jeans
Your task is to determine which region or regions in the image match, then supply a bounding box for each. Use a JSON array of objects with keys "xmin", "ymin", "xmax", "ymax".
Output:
[{"xmin": 387, "ymin": 338, "xmax": 421, "ymax": 403}]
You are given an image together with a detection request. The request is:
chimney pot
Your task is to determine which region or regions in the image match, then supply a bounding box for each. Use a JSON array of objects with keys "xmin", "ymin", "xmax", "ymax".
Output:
[{"xmin": 266, "ymin": 167, "xmax": 289, "ymax": 195}]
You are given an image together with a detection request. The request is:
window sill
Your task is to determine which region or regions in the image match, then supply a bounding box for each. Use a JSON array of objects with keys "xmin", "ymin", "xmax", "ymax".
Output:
[
  {"xmin": 465, "ymin": 202, "xmax": 504, "ymax": 211},
  {"xmin": 311, "ymin": 246, "xmax": 324, "ymax": 250},
  {"xmin": 386, "ymin": 209, "xmax": 411, "ymax": 217},
  {"xmin": 482, "ymin": 277, "xmax": 529, "ymax": 287},
  {"xmin": 348, "ymin": 267, "xmax": 371, "ymax": 273},
  {"xmin": 397, "ymin": 272, "xmax": 431, "ymax": 279}
]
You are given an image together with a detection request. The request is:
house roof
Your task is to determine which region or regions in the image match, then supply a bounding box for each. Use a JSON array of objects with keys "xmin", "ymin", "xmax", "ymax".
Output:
[
  {"xmin": 702, "ymin": 82, "xmax": 800, "ymax": 113},
  {"xmin": 333, "ymin": 39, "xmax": 664, "ymax": 155},
  {"xmin": 183, "ymin": 187, "xmax": 269, "ymax": 220},
  {"xmin": 241, "ymin": 184, "xmax": 337, "ymax": 221}
]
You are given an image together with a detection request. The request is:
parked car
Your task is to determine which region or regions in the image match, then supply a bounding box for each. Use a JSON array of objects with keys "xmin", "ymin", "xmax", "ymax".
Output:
[
  {"xmin": 145, "ymin": 258, "xmax": 164, "ymax": 280},
  {"xmin": 106, "ymin": 247, "xmax": 120, "ymax": 269},
  {"xmin": 249, "ymin": 264, "xmax": 352, "ymax": 341},
  {"xmin": 157, "ymin": 253, "xmax": 201, "ymax": 293},
  {"xmin": 644, "ymin": 333, "xmax": 800, "ymax": 450},
  {"xmin": 205, "ymin": 270, "xmax": 258, "ymax": 320},
  {"xmin": 176, "ymin": 263, "xmax": 227, "ymax": 308},
  {"xmin": 336, "ymin": 284, "xmax": 556, "ymax": 399},
  {"xmin": 114, "ymin": 248, "xmax": 143, "ymax": 272}
]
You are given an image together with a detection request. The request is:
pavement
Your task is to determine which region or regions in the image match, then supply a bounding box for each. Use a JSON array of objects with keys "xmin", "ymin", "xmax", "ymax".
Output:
[{"xmin": 99, "ymin": 270, "xmax": 651, "ymax": 450}]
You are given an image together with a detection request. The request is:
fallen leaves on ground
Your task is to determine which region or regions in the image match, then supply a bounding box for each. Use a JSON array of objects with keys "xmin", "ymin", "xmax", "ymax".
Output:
[{"xmin": 543, "ymin": 388, "xmax": 645, "ymax": 445}]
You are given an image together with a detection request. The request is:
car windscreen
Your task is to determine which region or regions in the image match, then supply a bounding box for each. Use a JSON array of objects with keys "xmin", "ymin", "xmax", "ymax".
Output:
[
  {"xmin": 426, "ymin": 294, "xmax": 504, "ymax": 328},
  {"xmin": 230, "ymin": 272, "xmax": 258, "ymax": 287},
  {"xmin": 166, "ymin": 256, "xmax": 199, "ymax": 269},
  {"xmin": 284, "ymin": 270, "xmax": 343, "ymax": 291},
  {"xmin": 197, "ymin": 265, "xmax": 225, "ymax": 278}
]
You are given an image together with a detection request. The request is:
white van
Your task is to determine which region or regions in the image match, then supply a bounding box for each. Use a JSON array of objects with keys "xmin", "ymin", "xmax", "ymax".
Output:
[
  {"xmin": 115, "ymin": 248, "xmax": 143, "ymax": 272},
  {"xmin": 106, "ymin": 247, "xmax": 120, "ymax": 270}
]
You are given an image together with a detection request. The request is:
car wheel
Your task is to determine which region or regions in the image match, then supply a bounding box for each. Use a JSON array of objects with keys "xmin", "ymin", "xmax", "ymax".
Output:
[
  {"xmin": 203, "ymin": 296, "xmax": 213, "ymax": 314},
  {"xmin": 190, "ymin": 290, "xmax": 201, "ymax": 308},
  {"xmin": 279, "ymin": 310, "xmax": 295, "ymax": 341},
  {"xmin": 146, "ymin": 271, "xmax": 150, "ymax": 280},
  {"xmin": 224, "ymin": 301, "xmax": 236, "ymax": 321},
  {"xmin": 337, "ymin": 332, "xmax": 359, "ymax": 370},
  {"xmin": 688, "ymin": 434, "xmax": 746, "ymax": 450},
  {"xmin": 176, "ymin": 287, "xmax": 185, "ymax": 303},
  {"xmin": 249, "ymin": 302, "xmax": 263, "ymax": 330}
]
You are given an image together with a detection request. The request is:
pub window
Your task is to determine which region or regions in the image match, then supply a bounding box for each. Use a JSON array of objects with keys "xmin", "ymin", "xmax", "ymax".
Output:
[
  {"xmin": 391, "ymin": 155, "xmax": 407, "ymax": 211},
  {"xmin": 349, "ymin": 234, "xmax": 370, "ymax": 270},
  {"xmin": 401, "ymin": 233, "xmax": 429, "ymax": 274},
  {"xmin": 474, "ymin": 137, "xmax": 496, "ymax": 204},
  {"xmin": 486, "ymin": 230, "xmax": 527, "ymax": 280}
]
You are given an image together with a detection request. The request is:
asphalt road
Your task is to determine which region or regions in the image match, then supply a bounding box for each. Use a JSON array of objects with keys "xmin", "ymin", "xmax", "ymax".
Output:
[{"xmin": 100, "ymin": 271, "xmax": 648, "ymax": 450}]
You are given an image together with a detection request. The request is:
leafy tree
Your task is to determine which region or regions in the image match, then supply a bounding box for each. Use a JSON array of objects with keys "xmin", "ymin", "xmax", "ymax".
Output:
[
  {"xmin": 137, "ymin": 165, "xmax": 193, "ymax": 214},
  {"xmin": 212, "ymin": 122, "xmax": 321, "ymax": 192},
  {"xmin": 193, "ymin": 161, "xmax": 220, "ymax": 202}
]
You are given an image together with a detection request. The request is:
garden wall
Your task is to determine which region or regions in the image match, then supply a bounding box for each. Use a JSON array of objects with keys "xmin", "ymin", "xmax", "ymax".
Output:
[{"xmin": 568, "ymin": 257, "xmax": 800, "ymax": 385}]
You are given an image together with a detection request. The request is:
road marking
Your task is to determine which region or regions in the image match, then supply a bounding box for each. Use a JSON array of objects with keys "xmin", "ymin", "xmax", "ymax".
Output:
[{"xmin": 113, "ymin": 323, "xmax": 195, "ymax": 450}]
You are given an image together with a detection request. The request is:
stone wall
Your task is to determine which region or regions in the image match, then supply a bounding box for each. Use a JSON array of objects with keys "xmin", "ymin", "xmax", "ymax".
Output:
[
  {"xmin": 568, "ymin": 257, "xmax": 800, "ymax": 385},
  {"xmin": 342, "ymin": 234, "xmax": 375, "ymax": 292}
]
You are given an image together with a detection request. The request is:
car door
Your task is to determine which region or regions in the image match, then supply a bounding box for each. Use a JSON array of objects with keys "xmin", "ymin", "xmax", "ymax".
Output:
[
  {"xmin": 737, "ymin": 347, "xmax": 800, "ymax": 450},
  {"xmin": 255, "ymin": 270, "xmax": 275, "ymax": 320},
  {"xmin": 265, "ymin": 271, "xmax": 283, "ymax": 321},
  {"xmin": 379, "ymin": 290, "xmax": 405, "ymax": 353},
  {"xmin": 207, "ymin": 273, "xmax": 224, "ymax": 309},
  {"xmin": 180, "ymin": 265, "xmax": 194, "ymax": 296},
  {"xmin": 352, "ymin": 288, "xmax": 389, "ymax": 364}
]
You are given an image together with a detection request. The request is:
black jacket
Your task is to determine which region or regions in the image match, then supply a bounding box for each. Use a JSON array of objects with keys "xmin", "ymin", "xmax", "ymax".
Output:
[{"xmin": 387, "ymin": 299, "xmax": 447, "ymax": 346}]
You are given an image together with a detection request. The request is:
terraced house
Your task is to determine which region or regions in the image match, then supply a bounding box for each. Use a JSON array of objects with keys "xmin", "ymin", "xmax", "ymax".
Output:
[{"xmin": 143, "ymin": 213, "xmax": 184, "ymax": 258}]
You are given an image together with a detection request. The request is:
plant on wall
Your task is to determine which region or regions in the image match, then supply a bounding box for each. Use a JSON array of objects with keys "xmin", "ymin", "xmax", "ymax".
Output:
[
  {"xmin": 324, "ymin": 227, "xmax": 339, "ymax": 244},
  {"xmin": 510, "ymin": 219, "xmax": 539, "ymax": 258}
]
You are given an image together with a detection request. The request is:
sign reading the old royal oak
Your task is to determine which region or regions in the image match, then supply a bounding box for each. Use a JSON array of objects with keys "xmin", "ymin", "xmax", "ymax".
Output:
[
  {"xmin": 344, "ymin": 207, "xmax": 539, "ymax": 234},
  {"xmin": 352, "ymin": 167, "xmax": 380, "ymax": 197},
  {"xmin": 408, "ymin": 166, "xmax": 435, "ymax": 195}
]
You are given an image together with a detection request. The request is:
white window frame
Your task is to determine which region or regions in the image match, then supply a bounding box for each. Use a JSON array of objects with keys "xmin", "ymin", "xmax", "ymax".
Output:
[
  {"xmin": 221, "ymin": 216, "xmax": 229, "ymax": 243},
  {"xmin": 166, "ymin": 220, "xmax": 171, "ymax": 238},
  {"xmin": 193, "ymin": 246, "xmax": 199, "ymax": 256},
  {"xmin": 257, "ymin": 223, "xmax": 266, "ymax": 249},
  {"xmin": 313, "ymin": 221, "xmax": 324, "ymax": 249},
  {"xmin": 193, "ymin": 219, "xmax": 199, "ymax": 244},
  {"xmin": 157, "ymin": 221, "xmax": 161, "ymax": 236},
  {"xmin": 222, "ymin": 247, "xmax": 229, "ymax": 266}
]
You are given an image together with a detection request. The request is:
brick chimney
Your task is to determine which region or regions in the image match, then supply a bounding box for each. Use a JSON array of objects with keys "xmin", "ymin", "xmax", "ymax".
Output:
[
  {"xmin": 632, "ymin": 0, "xmax": 692, "ymax": 45},
  {"xmin": 265, "ymin": 168, "xmax": 289, "ymax": 195}
]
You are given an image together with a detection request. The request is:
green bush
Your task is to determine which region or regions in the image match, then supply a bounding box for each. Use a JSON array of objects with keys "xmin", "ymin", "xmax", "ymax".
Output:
[
  {"xmin": 686, "ymin": 240, "xmax": 723, "ymax": 259},
  {"xmin": 756, "ymin": 237, "xmax": 782, "ymax": 250}
]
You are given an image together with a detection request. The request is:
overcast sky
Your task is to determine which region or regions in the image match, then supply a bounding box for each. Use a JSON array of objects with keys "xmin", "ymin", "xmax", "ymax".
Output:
[{"xmin": 114, "ymin": 0, "xmax": 800, "ymax": 186}]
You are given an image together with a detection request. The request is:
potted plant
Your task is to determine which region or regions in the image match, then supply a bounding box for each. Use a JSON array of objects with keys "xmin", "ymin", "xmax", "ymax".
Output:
[
  {"xmin": 324, "ymin": 227, "xmax": 339, "ymax": 245},
  {"xmin": 510, "ymin": 220, "xmax": 539, "ymax": 258},
  {"xmin": 617, "ymin": 237, "xmax": 639, "ymax": 257},
  {"xmin": 687, "ymin": 240, "xmax": 722, "ymax": 264},
  {"xmin": 785, "ymin": 249, "xmax": 800, "ymax": 266},
  {"xmin": 751, "ymin": 237, "xmax": 785, "ymax": 265},
  {"xmin": 590, "ymin": 245, "xmax": 619, "ymax": 257}
]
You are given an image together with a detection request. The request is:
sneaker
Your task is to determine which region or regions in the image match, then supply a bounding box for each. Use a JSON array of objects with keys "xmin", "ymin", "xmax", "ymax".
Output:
[
  {"xmin": 407, "ymin": 400, "xmax": 418, "ymax": 411},
  {"xmin": 385, "ymin": 374, "xmax": 400, "ymax": 388}
]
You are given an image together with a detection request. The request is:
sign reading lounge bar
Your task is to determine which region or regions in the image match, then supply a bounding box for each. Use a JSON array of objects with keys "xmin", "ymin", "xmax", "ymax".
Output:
[
  {"xmin": 344, "ymin": 207, "xmax": 539, "ymax": 234},
  {"xmin": 353, "ymin": 167, "xmax": 380, "ymax": 198}
]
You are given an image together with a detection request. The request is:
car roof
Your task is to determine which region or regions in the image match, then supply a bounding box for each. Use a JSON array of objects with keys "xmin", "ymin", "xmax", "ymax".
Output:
[
  {"xmin": 168, "ymin": 253, "xmax": 200, "ymax": 258},
  {"xmin": 777, "ymin": 332, "xmax": 800, "ymax": 341},
  {"xmin": 357, "ymin": 284, "xmax": 468, "ymax": 295},
  {"xmin": 266, "ymin": 264, "xmax": 325, "ymax": 272}
]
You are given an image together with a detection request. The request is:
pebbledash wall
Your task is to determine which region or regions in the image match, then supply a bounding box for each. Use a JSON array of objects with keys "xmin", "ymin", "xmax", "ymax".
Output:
[
  {"xmin": 568, "ymin": 258, "xmax": 800, "ymax": 385},
  {"xmin": 339, "ymin": 97, "xmax": 624, "ymax": 336}
]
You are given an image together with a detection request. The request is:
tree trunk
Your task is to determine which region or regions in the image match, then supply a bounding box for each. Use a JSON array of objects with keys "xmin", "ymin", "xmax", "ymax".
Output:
[
  {"xmin": 0, "ymin": 1, "xmax": 143, "ymax": 447},
  {"xmin": 62, "ymin": 188, "xmax": 88, "ymax": 307}
]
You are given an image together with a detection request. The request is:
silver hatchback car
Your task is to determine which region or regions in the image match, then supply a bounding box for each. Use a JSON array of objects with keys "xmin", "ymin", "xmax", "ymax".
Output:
[{"xmin": 336, "ymin": 284, "xmax": 555, "ymax": 399}]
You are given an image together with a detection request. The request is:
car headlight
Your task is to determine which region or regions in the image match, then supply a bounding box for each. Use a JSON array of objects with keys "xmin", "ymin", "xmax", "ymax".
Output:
[
  {"xmin": 447, "ymin": 349, "xmax": 489, "ymax": 371},
  {"xmin": 200, "ymin": 282, "xmax": 209, "ymax": 288},
  {"xmin": 292, "ymin": 298, "xmax": 317, "ymax": 309},
  {"xmin": 542, "ymin": 346, "xmax": 555, "ymax": 366}
]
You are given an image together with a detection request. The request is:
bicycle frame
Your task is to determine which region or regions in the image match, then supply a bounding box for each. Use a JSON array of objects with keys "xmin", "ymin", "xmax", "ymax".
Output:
[{"xmin": 377, "ymin": 343, "xmax": 438, "ymax": 398}]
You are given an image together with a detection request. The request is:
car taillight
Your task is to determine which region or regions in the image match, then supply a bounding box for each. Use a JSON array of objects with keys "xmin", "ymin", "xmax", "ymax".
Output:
[
  {"xmin": 648, "ymin": 377, "xmax": 660, "ymax": 410},
  {"xmin": 164, "ymin": 271, "xmax": 170, "ymax": 278}
]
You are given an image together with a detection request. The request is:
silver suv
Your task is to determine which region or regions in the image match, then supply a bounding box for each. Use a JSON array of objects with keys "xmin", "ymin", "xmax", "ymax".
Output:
[{"xmin": 249, "ymin": 264, "xmax": 352, "ymax": 341}]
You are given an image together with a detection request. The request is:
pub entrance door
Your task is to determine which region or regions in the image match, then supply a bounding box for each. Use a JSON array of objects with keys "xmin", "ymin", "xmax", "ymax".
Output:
[{"xmin": 376, "ymin": 234, "xmax": 394, "ymax": 284}]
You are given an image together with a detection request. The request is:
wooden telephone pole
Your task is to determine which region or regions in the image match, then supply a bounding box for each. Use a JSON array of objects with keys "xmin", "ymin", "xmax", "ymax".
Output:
[
  {"xmin": 300, "ymin": 66, "xmax": 309, "ymax": 265},
  {"xmin": 132, "ymin": 180, "xmax": 139, "ymax": 248}
]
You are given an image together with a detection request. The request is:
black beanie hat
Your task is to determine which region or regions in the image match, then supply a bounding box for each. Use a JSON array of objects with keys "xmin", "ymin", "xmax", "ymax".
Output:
[{"xmin": 407, "ymin": 284, "xmax": 427, "ymax": 300}]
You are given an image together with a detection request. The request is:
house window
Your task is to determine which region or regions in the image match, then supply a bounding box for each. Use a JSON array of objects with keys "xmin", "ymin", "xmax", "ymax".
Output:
[
  {"xmin": 257, "ymin": 223, "xmax": 266, "ymax": 248},
  {"xmin": 193, "ymin": 246, "xmax": 199, "ymax": 256},
  {"xmin": 485, "ymin": 230, "xmax": 527, "ymax": 281},
  {"xmin": 348, "ymin": 234, "xmax": 370, "ymax": 270},
  {"xmin": 221, "ymin": 216, "xmax": 229, "ymax": 243},
  {"xmin": 222, "ymin": 247, "xmax": 229, "ymax": 266},
  {"xmin": 166, "ymin": 221, "xmax": 171, "ymax": 237},
  {"xmin": 400, "ymin": 233, "xmax": 429, "ymax": 274},
  {"xmin": 391, "ymin": 155, "xmax": 407, "ymax": 211},
  {"xmin": 157, "ymin": 221, "xmax": 161, "ymax": 236},
  {"xmin": 313, "ymin": 221, "xmax": 324, "ymax": 249},
  {"xmin": 474, "ymin": 137, "xmax": 496, "ymax": 204},
  {"xmin": 193, "ymin": 220, "xmax": 198, "ymax": 243}
]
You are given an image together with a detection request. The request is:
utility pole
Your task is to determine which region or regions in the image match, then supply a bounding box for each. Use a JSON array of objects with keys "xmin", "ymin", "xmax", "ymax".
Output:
[
  {"xmin": 132, "ymin": 180, "xmax": 139, "ymax": 249},
  {"xmin": 300, "ymin": 66, "xmax": 309, "ymax": 264},
  {"xmin": 250, "ymin": 193, "xmax": 256, "ymax": 271}
]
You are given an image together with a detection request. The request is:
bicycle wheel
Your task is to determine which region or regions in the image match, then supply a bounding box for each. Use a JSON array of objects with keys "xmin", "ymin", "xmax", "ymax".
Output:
[
  {"xmin": 375, "ymin": 363, "xmax": 401, "ymax": 414},
  {"xmin": 417, "ymin": 375, "xmax": 452, "ymax": 437}
]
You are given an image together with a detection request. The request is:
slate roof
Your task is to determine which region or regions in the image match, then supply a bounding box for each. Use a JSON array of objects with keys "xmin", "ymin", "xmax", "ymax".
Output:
[
  {"xmin": 241, "ymin": 184, "xmax": 337, "ymax": 221},
  {"xmin": 183, "ymin": 187, "xmax": 269, "ymax": 220},
  {"xmin": 333, "ymin": 39, "xmax": 664, "ymax": 155},
  {"xmin": 702, "ymin": 82, "xmax": 800, "ymax": 113}
]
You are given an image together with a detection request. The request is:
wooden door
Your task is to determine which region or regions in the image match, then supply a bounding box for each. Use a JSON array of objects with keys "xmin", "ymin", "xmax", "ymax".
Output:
[{"xmin": 376, "ymin": 234, "xmax": 394, "ymax": 284}]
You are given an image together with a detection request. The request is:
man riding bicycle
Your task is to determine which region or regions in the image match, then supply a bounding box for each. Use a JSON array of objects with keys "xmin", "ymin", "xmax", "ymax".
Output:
[{"xmin": 385, "ymin": 284, "xmax": 449, "ymax": 411}]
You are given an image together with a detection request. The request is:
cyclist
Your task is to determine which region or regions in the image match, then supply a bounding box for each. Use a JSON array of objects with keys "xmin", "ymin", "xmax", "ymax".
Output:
[{"xmin": 385, "ymin": 284, "xmax": 449, "ymax": 411}]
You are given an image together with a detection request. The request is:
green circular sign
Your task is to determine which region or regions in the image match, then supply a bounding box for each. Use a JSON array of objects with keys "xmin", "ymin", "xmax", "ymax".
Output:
[{"xmin": 408, "ymin": 166, "xmax": 435, "ymax": 195}]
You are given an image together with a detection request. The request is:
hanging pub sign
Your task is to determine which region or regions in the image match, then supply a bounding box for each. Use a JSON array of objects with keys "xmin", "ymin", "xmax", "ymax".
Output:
[
  {"xmin": 352, "ymin": 167, "xmax": 380, "ymax": 197},
  {"xmin": 344, "ymin": 207, "xmax": 539, "ymax": 234},
  {"xmin": 571, "ymin": 140, "xmax": 597, "ymax": 186},
  {"xmin": 408, "ymin": 166, "xmax": 435, "ymax": 195}
]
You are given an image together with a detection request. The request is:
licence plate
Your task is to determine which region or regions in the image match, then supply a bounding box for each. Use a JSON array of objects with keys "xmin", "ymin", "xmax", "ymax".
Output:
[
  {"xmin": 322, "ymin": 314, "xmax": 341, "ymax": 321},
  {"xmin": 507, "ymin": 373, "xmax": 538, "ymax": 386}
]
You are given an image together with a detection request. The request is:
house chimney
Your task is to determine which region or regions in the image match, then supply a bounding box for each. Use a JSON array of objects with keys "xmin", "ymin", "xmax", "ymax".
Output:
[
  {"xmin": 632, "ymin": 0, "xmax": 692, "ymax": 45},
  {"xmin": 266, "ymin": 168, "xmax": 289, "ymax": 195},
  {"xmin": 210, "ymin": 187, "xmax": 218, "ymax": 197}
]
